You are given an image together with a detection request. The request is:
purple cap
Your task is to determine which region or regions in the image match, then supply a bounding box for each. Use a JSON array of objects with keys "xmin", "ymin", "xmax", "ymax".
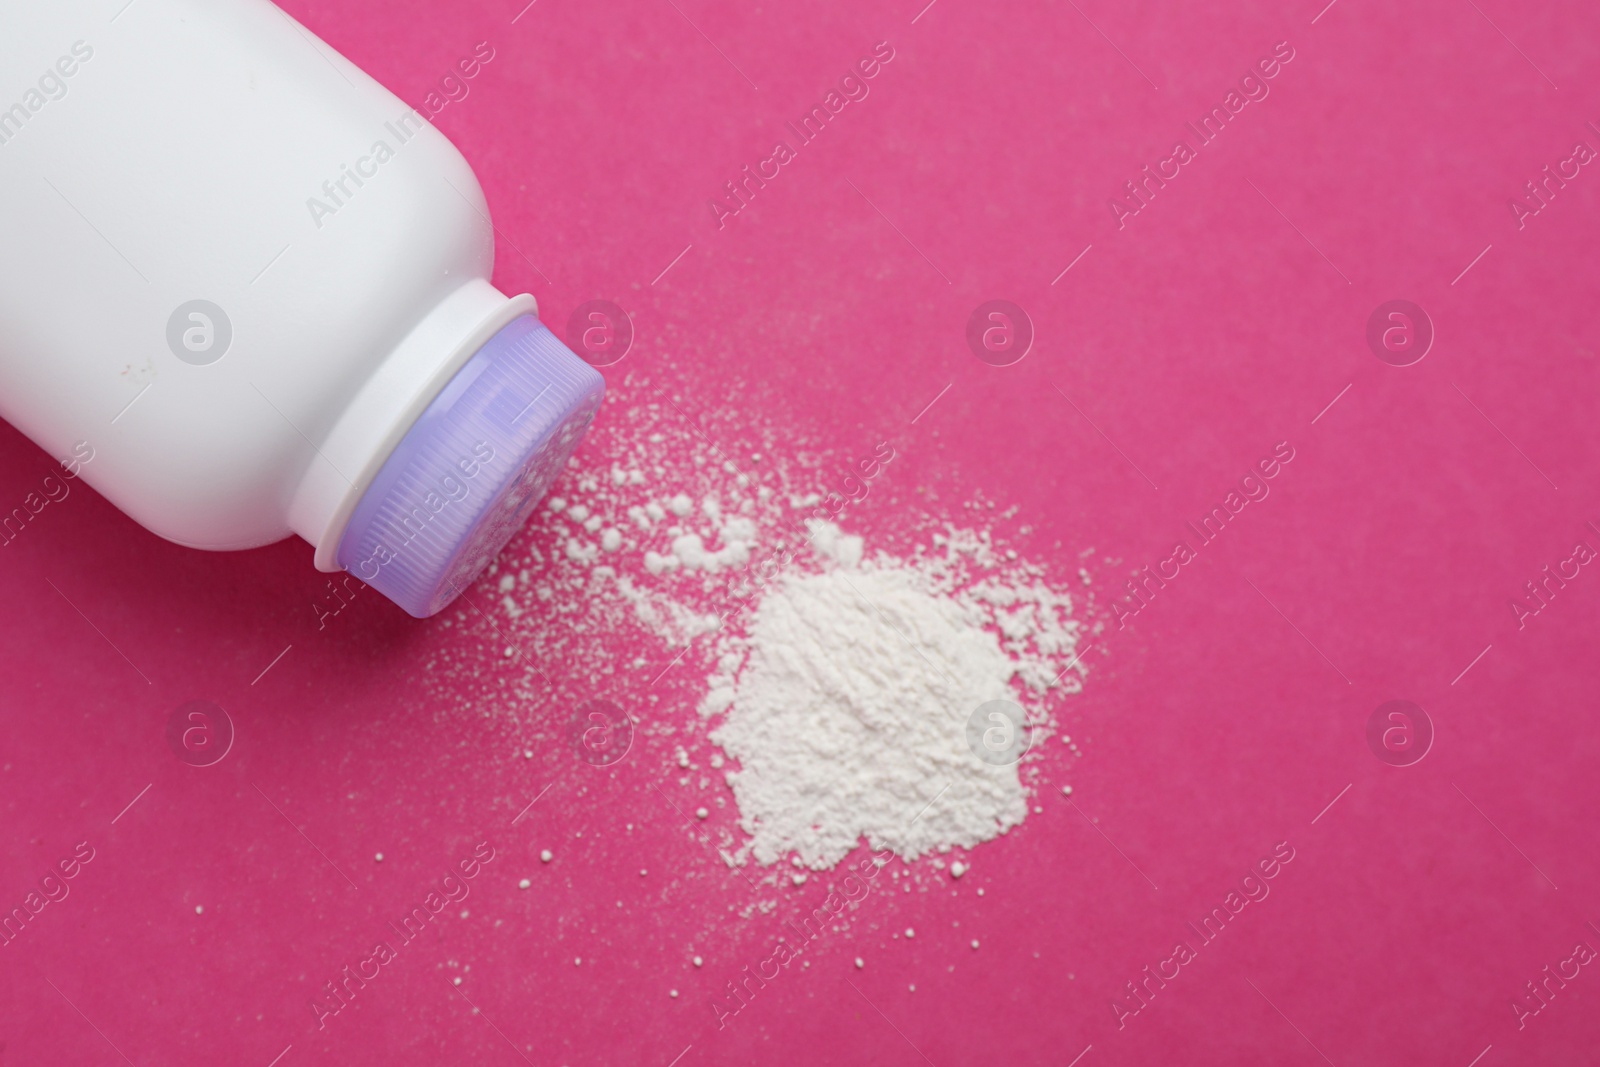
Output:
[{"xmin": 337, "ymin": 314, "xmax": 604, "ymax": 617}]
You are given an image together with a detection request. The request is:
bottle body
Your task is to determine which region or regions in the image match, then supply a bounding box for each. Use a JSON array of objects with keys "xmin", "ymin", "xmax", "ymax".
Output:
[{"xmin": 0, "ymin": 0, "xmax": 602, "ymax": 614}]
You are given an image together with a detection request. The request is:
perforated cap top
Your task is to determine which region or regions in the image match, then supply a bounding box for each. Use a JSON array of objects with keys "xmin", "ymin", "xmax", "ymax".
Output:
[{"xmin": 336, "ymin": 314, "xmax": 604, "ymax": 617}]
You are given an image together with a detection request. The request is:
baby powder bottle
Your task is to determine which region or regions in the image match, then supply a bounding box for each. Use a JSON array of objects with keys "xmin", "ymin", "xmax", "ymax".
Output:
[{"xmin": 0, "ymin": 0, "xmax": 604, "ymax": 616}]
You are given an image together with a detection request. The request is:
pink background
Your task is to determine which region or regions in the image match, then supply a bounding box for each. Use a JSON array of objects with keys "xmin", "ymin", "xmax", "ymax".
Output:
[{"xmin": 4, "ymin": 0, "xmax": 1600, "ymax": 1064}]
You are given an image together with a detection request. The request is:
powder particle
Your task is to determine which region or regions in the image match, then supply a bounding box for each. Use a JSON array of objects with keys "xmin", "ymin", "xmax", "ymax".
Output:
[
  {"xmin": 519, "ymin": 878, "xmax": 531, "ymax": 889},
  {"xmin": 949, "ymin": 862, "xmax": 967, "ymax": 879},
  {"xmin": 539, "ymin": 849, "xmax": 553, "ymax": 863},
  {"xmin": 644, "ymin": 550, "xmax": 680, "ymax": 576}
]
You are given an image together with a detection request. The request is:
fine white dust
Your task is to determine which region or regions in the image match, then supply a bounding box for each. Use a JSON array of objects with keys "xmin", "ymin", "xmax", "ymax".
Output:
[{"xmin": 425, "ymin": 380, "xmax": 1096, "ymax": 881}]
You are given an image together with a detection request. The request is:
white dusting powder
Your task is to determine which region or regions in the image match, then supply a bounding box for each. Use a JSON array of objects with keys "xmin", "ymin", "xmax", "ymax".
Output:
[
  {"xmin": 668, "ymin": 517, "xmax": 757, "ymax": 573},
  {"xmin": 702, "ymin": 524, "xmax": 1082, "ymax": 868},
  {"xmin": 440, "ymin": 385, "xmax": 1095, "ymax": 883}
]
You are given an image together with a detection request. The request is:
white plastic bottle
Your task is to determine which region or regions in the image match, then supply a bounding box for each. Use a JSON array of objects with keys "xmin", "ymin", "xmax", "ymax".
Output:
[{"xmin": 0, "ymin": 0, "xmax": 604, "ymax": 616}]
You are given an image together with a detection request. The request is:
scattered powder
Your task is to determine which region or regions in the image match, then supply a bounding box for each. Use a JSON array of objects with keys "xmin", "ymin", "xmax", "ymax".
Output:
[{"xmin": 429, "ymin": 382, "xmax": 1096, "ymax": 888}]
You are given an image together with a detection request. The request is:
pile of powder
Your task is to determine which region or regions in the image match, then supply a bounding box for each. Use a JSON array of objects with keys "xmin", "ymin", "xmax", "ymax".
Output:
[{"xmin": 701, "ymin": 523, "xmax": 1084, "ymax": 869}]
